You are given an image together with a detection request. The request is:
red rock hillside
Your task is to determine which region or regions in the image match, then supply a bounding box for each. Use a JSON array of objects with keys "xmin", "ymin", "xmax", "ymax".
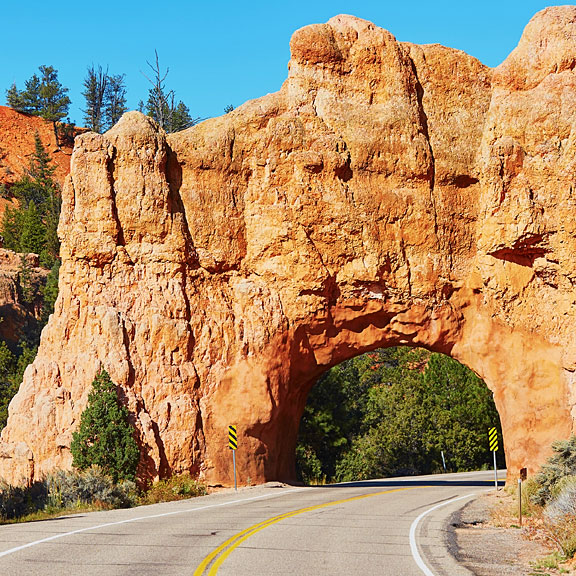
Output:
[
  {"xmin": 0, "ymin": 107, "xmax": 75, "ymax": 345},
  {"xmin": 0, "ymin": 105, "xmax": 73, "ymax": 188},
  {"xmin": 1, "ymin": 7, "xmax": 576, "ymax": 486}
]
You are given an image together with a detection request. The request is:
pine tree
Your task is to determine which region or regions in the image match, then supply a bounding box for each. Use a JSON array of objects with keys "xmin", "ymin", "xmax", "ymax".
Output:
[
  {"xmin": 143, "ymin": 51, "xmax": 171, "ymax": 130},
  {"xmin": 22, "ymin": 74, "xmax": 42, "ymax": 115},
  {"xmin": 29, "ymin": 133, "xmax": 56, "ymax": 187},
  {"xmin": 105, "ymin": 74, "xmax": 128, "ymax": 129},
  {"xmin": 0, "ymin": 343, "xmax": 38, "ymax": 430},
  {"xmin": 1, "ymin": 206, "xmax": 25, "ymax": 252},
  {"xmin": 37, "ymin": 66, "xmax": 70, "ymax": 122},
  {"xmin": 82, "ymin": 65, "xmax": 108, "ymax": 133},
  {"xmin": 41, "ymin": 199, "xmax": 60, "ymax": 268},
  {"xmin": 71, "ymin": 370, "xmax": 140, "ymax": 482},
  {"xmin": 0, "ymin": 342, "xmax": 17, "ymax": 430},
  {"xmin": 10, "ymin": 133, "xmax": 59, "ymax": 214},
  {"xmin": 17, "ymin": 255, "xmax": 36, "ymax": 304},
  {"xmin": 5, "ymin": 66, "xmax": 70, "ymax": 122},
  {"xmin": 170, "ymin": 101, "xmax": 194, "ymax": 132},
  {"xmin": 5, "ymin": 84, "xmax": 26, "ymax": 111},
  {"xmin": 2, "ymin": 135, "xmax": 60, "ymax": 265},
  {"xmin": 40, "ymin": 259, "xmax": 60, "ymax": 324},
  {"xmin": 19, "ymin": 202, "xmax": 47, "ymax": 255},
  {"xmin": 82, "ymin": 67, "xmax": 128, "ymax": 132},
  {"xmin": 143, "ymin": 51, "xmax": 196, "ymax": 133}
]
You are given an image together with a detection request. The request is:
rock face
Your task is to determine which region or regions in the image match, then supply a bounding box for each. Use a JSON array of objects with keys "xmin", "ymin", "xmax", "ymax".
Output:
[
  {"xmin": 0, "ymin": 249, "xmax": 48, "ymax": 348},
  {"xmin": 1, "ymin": 7, "xmax": 576, "ymax": 485}
]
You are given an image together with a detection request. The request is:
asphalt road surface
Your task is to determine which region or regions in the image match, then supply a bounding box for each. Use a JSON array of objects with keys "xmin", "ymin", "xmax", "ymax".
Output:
[{"xmin": 0, "ymin": 470, "xmax": 501, "ymax": 576}]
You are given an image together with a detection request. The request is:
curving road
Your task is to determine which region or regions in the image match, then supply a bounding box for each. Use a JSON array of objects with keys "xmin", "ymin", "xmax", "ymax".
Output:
[{"xmin": 0, "ymin": 470, "xmax": 500, "ymax": 575}]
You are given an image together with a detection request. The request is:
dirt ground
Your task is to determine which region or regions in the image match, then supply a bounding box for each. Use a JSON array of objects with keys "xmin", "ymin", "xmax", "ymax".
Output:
[{"xmin": 449, "ymin": 490, "xmax": 576, "ymax": 576}]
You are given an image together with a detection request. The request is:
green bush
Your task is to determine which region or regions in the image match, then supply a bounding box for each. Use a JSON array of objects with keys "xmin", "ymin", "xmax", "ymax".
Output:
[
  {"xmin": 0, "ymin": 480, "xmax": 47, "ymax": 520},
  {"xmin": 295, "ymin": 444, "xmax": 323, "ymax": 484},
  {"xmin": 520, "ymin": 476, "xmax": 541, "ymax": 516},
  {"xmin": 71, "ymin": 370, "xmax": 140, "ymax": 482}
]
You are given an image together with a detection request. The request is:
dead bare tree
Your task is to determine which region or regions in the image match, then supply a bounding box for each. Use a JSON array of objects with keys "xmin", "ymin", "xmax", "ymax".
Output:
[
  {"xmin": 142, "ymin": 50, "xmax": 174, "ymax": 131},
  {"xmin": 82, "ymin": 65, "xmax": 109, "ymax": 133},
  {"xmin": 142, "ymin": 51, "xmax": 197, "ymax": 133}
]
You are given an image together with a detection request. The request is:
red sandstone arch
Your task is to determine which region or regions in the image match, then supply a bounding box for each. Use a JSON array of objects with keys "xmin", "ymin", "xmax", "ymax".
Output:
[
  {"xmin": 206, "ymin": 295, "xmax": 570, "ymax": 485},
  {"xmin": 1, "ymin": 8, "xmax": 575, "ymax": 485}
]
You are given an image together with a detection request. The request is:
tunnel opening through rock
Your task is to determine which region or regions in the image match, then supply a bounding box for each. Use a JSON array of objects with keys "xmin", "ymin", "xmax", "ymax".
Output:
[{"xmin": 294, "ymin": 346, "xmax": 505, "ymax": 485}]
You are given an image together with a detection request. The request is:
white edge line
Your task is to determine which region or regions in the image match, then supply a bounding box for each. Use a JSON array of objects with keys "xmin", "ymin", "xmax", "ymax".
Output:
[
  {"xmin": 0, "ymin": 487, "xmax": 307, "ymax": 559},
  {"xmin": 409, "ymin": 493, "xmax": 475, "ymax": 576}
]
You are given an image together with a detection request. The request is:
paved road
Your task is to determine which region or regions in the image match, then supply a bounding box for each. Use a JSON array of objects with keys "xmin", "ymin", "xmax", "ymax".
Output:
[{"xmin": 0, "ymin": 470, "xmax": 501, "ymax": 575}]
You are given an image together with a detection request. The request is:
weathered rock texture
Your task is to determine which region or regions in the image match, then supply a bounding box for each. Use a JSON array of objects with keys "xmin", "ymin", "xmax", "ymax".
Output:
[
  {"xmin": 0, "ymin": 249, "xmax": 48, "ymax": 348},
  {"xmin": 2, "ymin": 7, "xmax": 576, "ymax": 485}
]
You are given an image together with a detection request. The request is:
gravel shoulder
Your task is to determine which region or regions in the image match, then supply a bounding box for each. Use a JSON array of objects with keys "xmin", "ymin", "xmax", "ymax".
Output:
[{"xmin": 448, "ymin": 490, "xmax": 575, "ymax": 576}]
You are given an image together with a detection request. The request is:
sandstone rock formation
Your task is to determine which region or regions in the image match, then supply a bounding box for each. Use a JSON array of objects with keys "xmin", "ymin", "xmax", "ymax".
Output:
[
  {"xmin": 0, "ymin": 249, "xmax": 48, "ymax": 347},
  {"xmin": 2, "ymin": 7, "xmax": 576, "ymax": 485}
]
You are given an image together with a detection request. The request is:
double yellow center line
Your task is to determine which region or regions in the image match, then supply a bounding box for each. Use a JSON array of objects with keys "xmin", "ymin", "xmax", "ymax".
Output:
[{"xmin": 193, "ymin": 487, "xmax": 416, "ymax": 575}]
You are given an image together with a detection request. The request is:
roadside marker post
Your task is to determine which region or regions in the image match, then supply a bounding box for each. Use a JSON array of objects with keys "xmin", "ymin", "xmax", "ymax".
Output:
[
  {"xmin": 229, "ymin": 425, "xmax": 238, "ymax": 491},
  {"xmin": 518, "ymin": 467, "xmax": 527, "ymax": 526},
  {"xmin": 441, "ymin": 450, "xmax": 447, "ymax": 473},
  {"xmin": 488, "ymin": 427, "xmax": 499, "ymax": 490},
  {"xmin": 518, "ymin": 477, "xmax": 522, "ymax": 526}
]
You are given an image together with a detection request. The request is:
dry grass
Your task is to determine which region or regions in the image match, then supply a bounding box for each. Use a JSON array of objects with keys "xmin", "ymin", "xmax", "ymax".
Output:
[
  {"xmin": 485, "ymin": 486, "xmax": 576, "ymax": 575},
  {"xmin": 141, "ymin": 473, "xmax": 207, "ymax": 504}
]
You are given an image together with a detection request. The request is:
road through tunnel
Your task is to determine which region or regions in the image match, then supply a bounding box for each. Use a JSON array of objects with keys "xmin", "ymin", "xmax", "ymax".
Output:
[{"xmin": 294, "ymin": 346, "xmax": 506, "ymax": 485}]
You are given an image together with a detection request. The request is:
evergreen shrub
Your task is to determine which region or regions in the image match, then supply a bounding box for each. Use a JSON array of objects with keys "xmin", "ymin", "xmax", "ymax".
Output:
[{"xmin": 70, "ymin": 369, "xmax": 139, "ymax": 482}]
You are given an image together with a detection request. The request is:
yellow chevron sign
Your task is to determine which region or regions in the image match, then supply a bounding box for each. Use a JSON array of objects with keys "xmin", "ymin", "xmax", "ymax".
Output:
[
  {"xmin": 488, "ymin": 427, "xmax": 498, "ymax": 452},
  {"xmin": 228, "ymin": 425, "xmax": 238, "ymax": 450}
]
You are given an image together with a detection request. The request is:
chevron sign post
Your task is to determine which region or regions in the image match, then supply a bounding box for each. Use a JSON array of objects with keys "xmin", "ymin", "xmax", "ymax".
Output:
[
  {"xmin": 489, "ymin": 427, "xmax": 499, "ymax": 489},
  {"xmin": 229, "ymin": 425, "xmax": 238, "ymax": 491}
]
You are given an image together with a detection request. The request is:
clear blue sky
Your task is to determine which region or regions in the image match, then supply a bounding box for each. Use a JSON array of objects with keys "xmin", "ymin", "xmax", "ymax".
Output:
[{"xmin": 0, "ymin": 0, "xmax": 560, "ymax": 125}]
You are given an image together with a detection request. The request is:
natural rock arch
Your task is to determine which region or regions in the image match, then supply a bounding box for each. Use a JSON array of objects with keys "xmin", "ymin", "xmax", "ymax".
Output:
[{"xmin": 1, "ymin": 7, "xmax": 576, "ymax": 485}]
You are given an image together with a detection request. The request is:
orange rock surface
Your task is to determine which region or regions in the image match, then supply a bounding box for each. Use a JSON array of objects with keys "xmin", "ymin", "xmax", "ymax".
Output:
[
  {"xmin": 0, "ymin": 105, "xmax": 76, "ymax": 221},
  {"xmin": 1, "ymin": 7, "xmax": 576, "ymax": 485},
  {"xmin": 0, "ymin": 106, "xmax": 73, "ymax": 187}
]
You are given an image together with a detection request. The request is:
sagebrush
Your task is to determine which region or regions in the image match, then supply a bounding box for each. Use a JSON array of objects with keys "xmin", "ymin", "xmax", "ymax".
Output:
[
  {"xmin": 46, "ymin": 467, "xmax": 137, "ymax": 509},
  {"xmin": 526, "ymin": 436, "xmax": 576, "ymax": 559},
  {"xmin": 530, "ymin": 436, "xmax": 576, "ymax": 506}
]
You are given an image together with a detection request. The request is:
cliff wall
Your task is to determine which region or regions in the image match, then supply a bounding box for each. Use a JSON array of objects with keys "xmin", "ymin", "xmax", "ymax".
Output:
[{"xmin": 1, "ymin": 7, "xmax": 576, "ymax": 484}]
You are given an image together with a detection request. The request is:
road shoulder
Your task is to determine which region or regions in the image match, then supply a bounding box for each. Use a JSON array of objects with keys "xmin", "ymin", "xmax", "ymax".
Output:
[{"xmin": 448, "ymin": 491, "xmax": 562, "ymax": 575}]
